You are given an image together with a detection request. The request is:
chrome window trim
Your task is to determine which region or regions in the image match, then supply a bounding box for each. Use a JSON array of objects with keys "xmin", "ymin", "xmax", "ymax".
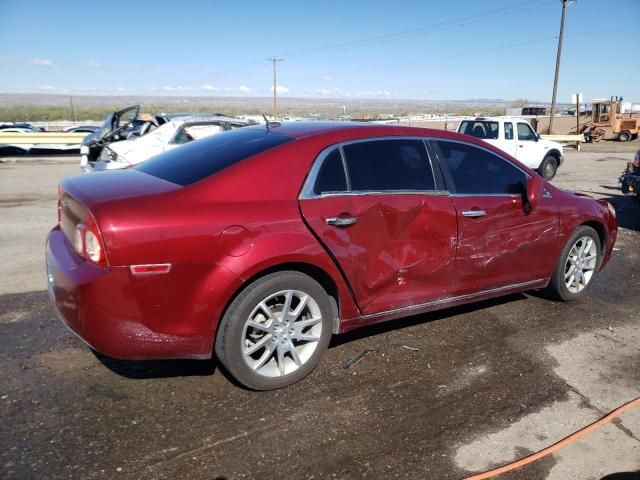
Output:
[{"xmin": 299, "ymin": 136, "xmax": 439, "ymax": 200}]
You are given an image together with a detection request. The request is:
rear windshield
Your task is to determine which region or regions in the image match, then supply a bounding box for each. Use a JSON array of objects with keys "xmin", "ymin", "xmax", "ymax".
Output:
[
  {"xmin": 136, "ymin": 128, "xmax": 293, "ymax": 186},
  {"xmin": 459, "ymin": 120, "xmax": 499, "ymax": 140}
]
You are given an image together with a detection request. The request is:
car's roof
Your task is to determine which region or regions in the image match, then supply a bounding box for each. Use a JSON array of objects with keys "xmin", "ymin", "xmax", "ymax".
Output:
[
  {"xmin": 461, "ymin": 116, "xmax": 530, "ymax": 122},
  {"xmin": 247, "ymin": 121, "xmax": 454, "ymax": 140}
]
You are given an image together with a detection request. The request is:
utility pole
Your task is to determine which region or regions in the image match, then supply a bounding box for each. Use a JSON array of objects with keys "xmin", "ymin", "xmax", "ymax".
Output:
[
  {"xmin": 549, "ymin": 0, "xmax": 574, "ymax": 134},
  {"xmin": 268, "ymin": 58, "xmax": 284, "ymax": 120},
  {"xmin": 69, "ymin": 95, "xmax": 76, "ymax": 123}
]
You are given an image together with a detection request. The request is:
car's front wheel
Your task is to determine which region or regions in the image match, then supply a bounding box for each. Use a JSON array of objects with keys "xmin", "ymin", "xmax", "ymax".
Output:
[
  {"xmin": 215, "ymin": 271, "xmax": 333, "ymax": 390},
  {"xmin": 548, "ymin": 225, "xmax": 601, "ymax": 301}
]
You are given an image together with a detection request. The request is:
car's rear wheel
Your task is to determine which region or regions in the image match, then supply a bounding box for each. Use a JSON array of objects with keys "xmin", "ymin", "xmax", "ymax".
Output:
[
  {"xmin": 215, "ymin": 271, "xmax": 333, "ymax": 390},
  {"xmin": 539, "ymin": 155, "xmax": 558, "ymax": 180},
  {"xmin": 547, "ymin": 226, "xmax": 601, "ymax": 301}
]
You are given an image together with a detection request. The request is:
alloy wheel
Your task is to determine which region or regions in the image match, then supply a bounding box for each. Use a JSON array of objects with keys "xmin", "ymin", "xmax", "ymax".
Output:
[
  {"xmin": 241, "ymin": 290, "xmax": 322, "ymax": 377},
  {"xmin": 564, "ymin": 236, "xmax": 597, "ymax": 293}
]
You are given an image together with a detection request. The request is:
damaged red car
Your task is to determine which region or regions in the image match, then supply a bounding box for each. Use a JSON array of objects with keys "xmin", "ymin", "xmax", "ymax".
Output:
[{"xmin": 46, "ymin": 122, "xmax": 618, "ymax": 390}]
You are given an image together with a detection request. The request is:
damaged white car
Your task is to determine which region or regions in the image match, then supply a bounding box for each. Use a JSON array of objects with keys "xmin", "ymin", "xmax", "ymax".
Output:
[{"xmin": 81, "ymin": 115, "xmax": 255, "ymax": 172}]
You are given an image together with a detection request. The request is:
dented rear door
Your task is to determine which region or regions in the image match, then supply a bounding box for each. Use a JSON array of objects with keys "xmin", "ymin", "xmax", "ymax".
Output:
[{"xmin": 299, "ymin": 138, "xmax": 457, "ymax": 316}]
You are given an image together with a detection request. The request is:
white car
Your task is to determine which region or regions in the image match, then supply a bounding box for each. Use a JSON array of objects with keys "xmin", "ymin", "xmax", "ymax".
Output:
[
  {"xmin": 81, "ymin": 115, "xmax": 253, "ymax": 172},
  {"xmin": 457, "ymin": 117, "xmax": 564, "ymax": 180}
]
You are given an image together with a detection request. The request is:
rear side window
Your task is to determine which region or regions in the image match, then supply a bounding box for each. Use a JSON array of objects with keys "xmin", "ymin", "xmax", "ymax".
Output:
[
  {"xmin": 433, "ymin": 140, "xmax": 527, "ymax": 195},
  {"xmin": 137, "ymin": 128, "xmax": 293, "ymax": 186},
  {"xmin": 342, "ymin": 139, "xmax": 435, "ymax": 192},
  {"xmin": 314, "ymin": 149, "xmax": 347, "ymax": 195},
  {"xmin": 504, "ymin": 122, "xmax": 514, "ymax": 140},
  {"xmin": 459, "ymin": 121, "xmax": 499, "ymax": 140}
]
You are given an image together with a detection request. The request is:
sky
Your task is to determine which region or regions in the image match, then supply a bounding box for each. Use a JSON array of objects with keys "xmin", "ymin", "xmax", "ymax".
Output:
[{"xmin": 0, "ymin": 0, "xmax": 639, "ymax": 102}]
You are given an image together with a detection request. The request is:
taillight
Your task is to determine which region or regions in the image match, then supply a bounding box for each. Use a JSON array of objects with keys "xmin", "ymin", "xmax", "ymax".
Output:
[
  {"xmin": 84, "ymin": 215, "xmax": 107, "ymax": 267},
  {"xmin": 72, "ymin": 216, "xmax": 108, "ymax": 267},
  {"xmin": 73, "ymin": 223, "xmax": 85, "ymax": 255},
  {"xmin": 85, "ymin": 230, "xmax": 103, "ymax": 263}
]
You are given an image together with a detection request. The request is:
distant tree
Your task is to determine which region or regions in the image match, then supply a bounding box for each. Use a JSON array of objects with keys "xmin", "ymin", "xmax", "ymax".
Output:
[{"xmin": 511, "ymin": 98, "xmax": 529, "ymax": 108}]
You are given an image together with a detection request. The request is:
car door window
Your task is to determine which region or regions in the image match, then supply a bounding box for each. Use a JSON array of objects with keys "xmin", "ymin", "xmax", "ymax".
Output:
[
  {"xmin": 342, "ymin": 139, "xmax": 435, "ymax": 191},
  {"xmin": 314, "ymin": 149, "xmax": 348, "ymax": 195},
  {"xmin": 433, "ymin": 140, "xmax": 527, "ymax": 195},
  {"xmin": 517, "ymin": 123, "xmax": 536, "ymax": 141},
  {"xmin": 504, "ymin": 122, "xmax": 514, "ymax": 140}
]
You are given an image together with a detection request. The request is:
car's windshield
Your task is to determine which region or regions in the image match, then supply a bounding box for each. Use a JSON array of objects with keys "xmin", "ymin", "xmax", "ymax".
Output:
[
  {"xmin": 136, "ymin": 128, "xmax": 294, "ymax": 186},
  {"xmin": 459, "ymin": 121, "xmax": 500, "ymax": 140}
]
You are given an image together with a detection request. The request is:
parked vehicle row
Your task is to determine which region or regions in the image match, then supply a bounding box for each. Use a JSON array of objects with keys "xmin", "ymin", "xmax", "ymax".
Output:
[
  {"xmin": 81, "ymin": 112, "xmax": 257, "ymax": 172},
  {"xmin": 46, "ymin": 122, "xmax": 617, "ymax": 390}
]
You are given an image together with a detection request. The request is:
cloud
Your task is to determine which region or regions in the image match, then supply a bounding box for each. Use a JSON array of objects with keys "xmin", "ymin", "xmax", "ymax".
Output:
[
  {"xmin": 322, "ymin": 75, "xmax": 333, "ymax": 81},
  {"xmin": 238, "ymin": 85, "xmax": 251, "ymax": 93},
  {"xmin": 116, "ymin": 86, "xmax": 125, "ymax": 92},
  {"xmin": 163, "ymin": 85, "xmax": 192, "ymax": 92},
  {"xmin": 201, "ymin": 84, "xmax": 220, "ymax": 91},
  {"xmin": 27, "ymin": 58, "xmax": 55, "ymax": 67},
  {"xmin": 271, "ymin": 85, "xmax": 289, "ymax": 94},
  {"xmin": 38, "ymin": 84, "xmax": 56, "ymax": 91},
  {"xmin": 85, "ymin": 60, "xmax": 102, "ymax": 68}
]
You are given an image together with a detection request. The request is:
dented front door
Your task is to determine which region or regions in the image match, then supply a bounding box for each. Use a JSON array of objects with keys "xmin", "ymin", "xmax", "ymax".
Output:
[{"xmin": 299, "ymin": 194, "xmax": 457, "ymax": 315}]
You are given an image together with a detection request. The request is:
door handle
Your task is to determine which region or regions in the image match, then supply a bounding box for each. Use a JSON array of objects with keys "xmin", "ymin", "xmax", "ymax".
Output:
[
  {"xmin": 326, "ymin": 216, "xmax": 358, "ymax": 227},
  {"xmin": 462, "ymin": 210, "xmax": 486, "ymax": 218}
]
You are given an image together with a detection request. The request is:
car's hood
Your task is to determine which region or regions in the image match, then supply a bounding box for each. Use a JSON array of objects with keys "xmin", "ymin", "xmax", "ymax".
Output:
[{"xmin": 542, "ymin": 139, "xmax": 564, "ymax": 152}]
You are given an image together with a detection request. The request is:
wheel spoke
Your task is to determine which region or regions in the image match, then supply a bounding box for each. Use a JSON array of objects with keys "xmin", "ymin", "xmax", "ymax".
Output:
[
  {"xmin": 245, "ymin": 334, "xmax": 272, "ymax": 355},
  {"xmin": 276, "ymin": 344, "xmax": 286, "ymax": 376},
  {"xmin": 281, "ymin": 291, "xmax": 294, "ymax": 321},
  {"xmin": 564, "ymin": 264, "xmax": 576, "ymax": 280},
  {"xmin": 293, "ymin": 316, "xmax": 322, "ymax": 329},
  {"xmin": 293, "ymin": 331, "xmax": 320, "ymax": 343},
  {"xmin": 247, "ymin": 319, "xmax": 270, "ymax": 332},
  {"xmin": 288, "ymin": 341, "xmax": 303, "ymax": 366},
  {"xmin": 289, "ymin": 295, "xmax": 308, "ymax": 321},
  {"xmin": 258, "ymin": 302, "xmax": 278, "ymax": 323},
  {"xmin": 253, "ymin": 341, "xmax": 276, "ymax": 371}
]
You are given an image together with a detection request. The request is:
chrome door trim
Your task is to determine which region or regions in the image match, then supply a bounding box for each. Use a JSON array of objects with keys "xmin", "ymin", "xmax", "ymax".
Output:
[{"xmin": 360, "ymin": 278, "xmax": 547, "ymax": 321}]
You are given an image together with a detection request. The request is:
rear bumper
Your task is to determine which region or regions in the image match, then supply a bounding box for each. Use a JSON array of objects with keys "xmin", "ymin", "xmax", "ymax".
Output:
[{"xmin": 46, "ymin": 227, "xmax": 238, "ymax": 360}]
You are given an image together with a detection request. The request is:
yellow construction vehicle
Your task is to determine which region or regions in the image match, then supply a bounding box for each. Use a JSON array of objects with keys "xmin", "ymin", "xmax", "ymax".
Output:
[{"xmin": 581, "ymin": 96, "xmax": 640, "ymax": 142}]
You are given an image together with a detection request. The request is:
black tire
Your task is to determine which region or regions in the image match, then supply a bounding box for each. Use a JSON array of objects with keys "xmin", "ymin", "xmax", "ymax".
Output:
[
  {"xmin": 539, "ymin": 155, "xmax": 559, "ymax": 180},
  {"xmin": 618, "ymin": 131, "xmax": 632, "ymax": 142},
  {"xmin": 547, "ymin": 225, "xmax": 602, "ymax": 301},
  {"xmin": 215, "ymin": 271, "xmax": 333, "ymax": 390}
]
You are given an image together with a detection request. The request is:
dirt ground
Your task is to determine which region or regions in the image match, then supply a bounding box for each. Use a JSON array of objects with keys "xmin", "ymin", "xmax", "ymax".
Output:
[{"xmin": 1, "ymin": 144, "xmax": 639, "ymax": 480}]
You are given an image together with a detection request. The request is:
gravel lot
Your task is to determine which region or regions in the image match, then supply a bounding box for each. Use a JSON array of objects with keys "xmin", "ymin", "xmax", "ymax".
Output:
[{"xmin": 1, "ymin": 144, "xmax": 639, "ymax": 479}]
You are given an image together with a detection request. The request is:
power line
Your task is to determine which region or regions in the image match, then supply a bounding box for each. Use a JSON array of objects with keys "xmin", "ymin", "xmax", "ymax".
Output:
[{"xmin": 208, "ymin": 1, "xmax": 556, "ymax": 79}]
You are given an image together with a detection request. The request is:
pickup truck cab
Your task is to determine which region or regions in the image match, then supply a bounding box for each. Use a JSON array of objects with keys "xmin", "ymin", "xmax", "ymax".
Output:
[{"xmin": 458, "ymin": 117, "xmax": 564, "ymax": 180}]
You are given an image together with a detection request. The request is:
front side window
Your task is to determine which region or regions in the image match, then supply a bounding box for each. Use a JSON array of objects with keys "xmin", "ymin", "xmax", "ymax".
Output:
[
  {"xmin": 342, "ymin": 139, "xmax": 435, "ymax": 192},
  {"xmin": 459, "ymin": 121, "xmax": 499, "ymax": 140},
  {"xmin": 517, "ymin": 123, "xmax": 537, "ymax": 141},
  {"xmin": 433, "ymin": 140, "xmax": 527, "ymax": 195},
  {"xmin": 314, "ymin": 149, "xmax": 347, "ymax": 195},
  {"xmin": 504, "ymin": 122, "xmax": 514, "ymax": 140}
]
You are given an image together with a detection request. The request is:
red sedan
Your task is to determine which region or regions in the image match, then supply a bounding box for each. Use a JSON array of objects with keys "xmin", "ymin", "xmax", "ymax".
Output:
[{"xmin": 46, "ymin": 122, "xmax": 617, "ymax": 390}]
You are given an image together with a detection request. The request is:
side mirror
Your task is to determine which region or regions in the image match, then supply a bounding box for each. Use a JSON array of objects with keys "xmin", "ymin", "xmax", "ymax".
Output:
[{"xmin": 527, "ymin": 175, "xmax": 545, "ymax": 210}]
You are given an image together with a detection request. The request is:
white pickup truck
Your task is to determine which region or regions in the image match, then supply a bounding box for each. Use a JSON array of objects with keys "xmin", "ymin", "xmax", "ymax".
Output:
[{"xmin": 457, "ymin": 117, "xmax": 564, "ymax": 180}]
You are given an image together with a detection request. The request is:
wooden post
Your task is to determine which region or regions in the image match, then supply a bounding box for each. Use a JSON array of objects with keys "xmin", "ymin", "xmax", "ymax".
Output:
[{"xmin": 576, "ymin": 95, "xmax": 580, "ymax": 151}]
